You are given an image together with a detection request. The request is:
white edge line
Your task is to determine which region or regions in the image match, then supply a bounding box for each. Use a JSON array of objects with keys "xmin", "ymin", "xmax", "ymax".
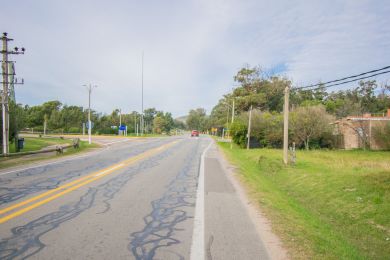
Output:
[{"xmin": 190, "ymin": 140, "xmax": 213, "ymax": 260}]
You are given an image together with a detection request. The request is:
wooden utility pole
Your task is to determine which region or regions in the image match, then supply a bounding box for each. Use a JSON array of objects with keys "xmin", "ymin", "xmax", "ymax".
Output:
[
  {"xmin": 283, "ymin": 86, "xmax": 290, "ymax": 165},
  {"xmin": 230, "ymin": 99, "xmax": 235, "ymax": 149},
  {"xmin": 247, "ymin": 105, "xmax": 252, "ymax": 150}
]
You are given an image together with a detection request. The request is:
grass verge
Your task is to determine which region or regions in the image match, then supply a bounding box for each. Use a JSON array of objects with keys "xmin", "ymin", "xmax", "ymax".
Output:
[
  {"xmin": 217, "ymin": 142, "xmax": 389, "ymax": 259},
  {"xmin": 0, "ymin": 138, "xmax": 100, "ymax": 170},
  {"xmin": 9, "ymin": 136, "xmax": 72, "ymax": 153}
]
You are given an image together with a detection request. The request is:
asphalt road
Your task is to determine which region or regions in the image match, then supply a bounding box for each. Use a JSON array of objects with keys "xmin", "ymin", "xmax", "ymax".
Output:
[{"xmin": 0, "ymin": 135, "xmax": 270, "ymax": 260}]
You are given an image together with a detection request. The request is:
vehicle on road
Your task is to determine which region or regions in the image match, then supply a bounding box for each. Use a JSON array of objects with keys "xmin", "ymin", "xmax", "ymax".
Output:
[{"xmin": 191, "ymin": 130, "xmax": 199, "ymax": 137}]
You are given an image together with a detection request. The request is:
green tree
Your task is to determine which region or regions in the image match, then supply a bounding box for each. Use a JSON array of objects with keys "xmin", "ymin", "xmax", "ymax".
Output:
[
  {"xmin": 290, "ymin": 105, "xmax": 335, "ymax": 150},
  {"xmin": 186, "ymin": 108, "xmax": 208, "ymax": 131}
]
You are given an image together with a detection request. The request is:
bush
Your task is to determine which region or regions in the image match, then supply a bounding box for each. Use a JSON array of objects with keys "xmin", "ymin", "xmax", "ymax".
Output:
[
  {"xmin": 68, "ymin": 127, "xmax": 81, "ymax": 133},
  {"xmin": 230, "ymin": 120, "xmax": 247, "ymax": 147},
  {"xmin": 372, "ymin": 122, "xmax": 390, "ymax": 150}
]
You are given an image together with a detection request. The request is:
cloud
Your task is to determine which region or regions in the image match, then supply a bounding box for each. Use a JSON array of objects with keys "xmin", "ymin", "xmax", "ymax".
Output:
[{"xmin": 1, "ymin": 0, "xmax": 389, "ymax": 116}]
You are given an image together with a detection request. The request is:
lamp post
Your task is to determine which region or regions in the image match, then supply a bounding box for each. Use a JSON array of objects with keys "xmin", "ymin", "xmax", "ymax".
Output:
[{"xmin": 83, "ymin": 84, "xmax": 97, "ymax": 144}]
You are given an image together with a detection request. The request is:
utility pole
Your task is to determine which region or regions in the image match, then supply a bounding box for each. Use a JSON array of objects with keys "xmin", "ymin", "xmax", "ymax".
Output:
[
  {"xmin": 141, "ymin": 51, "xmax": 144, "ymax": 135},
  {"xmin": 119, "ymin": 108, "xmax": 122, "ymax": 136},
  {"xmin": 119, "ymin": 108, "xmax": 122, "ymax": 126},
  {"xmin": 283, "ymin": 85, "xmax": 290, "ymax": 165},
  {"xmin": 134, "ymin": 114, "xmax": 137, "ymax": 136},
  {"xmin": 230, "ymin": 99, "xmax": 235, "ymax": 149},
  {"xmin": 1, "ymin": 32, "xmax": 25, "ymax": 155},
  {"xmin": 247, "ymin": 105, "xmax": 252, "ymax": 150},
  {"xmin": 44, "ymin": 114, "xmax": 48, "ymax": 135},
  {"xmin": 83, "ymin": 84, "xmax": 97, "ymax": 145}
]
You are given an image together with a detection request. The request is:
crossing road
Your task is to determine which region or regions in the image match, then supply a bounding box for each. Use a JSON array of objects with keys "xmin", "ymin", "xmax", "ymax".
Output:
[{"xmin": 0, "ymin": 136, "xmax": 273, "ymax": 259}]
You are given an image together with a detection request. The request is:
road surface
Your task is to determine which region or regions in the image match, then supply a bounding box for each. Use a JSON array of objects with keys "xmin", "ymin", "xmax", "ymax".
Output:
[{"xmin": 0, "ymin": 136, "xmax": 270, "ymax": 259}]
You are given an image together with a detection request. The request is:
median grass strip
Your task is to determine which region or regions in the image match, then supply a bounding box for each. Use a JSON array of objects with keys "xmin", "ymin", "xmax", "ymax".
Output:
[
  {"xmin": 0, "ymin": 138, "xmax": 100, "ymax": 170},
  {"xmin": 217, "ymin": 142, "xmax": 390, "ymax": 259},
  {"xmin": 9, "ymin": 136, "xmax": 72, "ymax": 153}
]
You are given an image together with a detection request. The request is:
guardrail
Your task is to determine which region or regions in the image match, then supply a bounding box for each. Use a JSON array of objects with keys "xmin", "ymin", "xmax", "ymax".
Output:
[{"xmin": 1, "ymin": 138, "xmax": 80, "ymax": 157}]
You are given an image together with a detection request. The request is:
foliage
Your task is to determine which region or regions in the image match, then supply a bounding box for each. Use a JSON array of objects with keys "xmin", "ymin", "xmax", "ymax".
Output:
[
  {"xmin": 207, "ymin": 65, "xmax": 390, "ymax": 150},
  {"xmin": 290, "ymin": 105, "xmax": 335, "ymax": 150},
  {"xmin": 1, "ymin": 99, "xmax": 183, "ymax": 144},
  {"xmin": 372, "ymin": 122, "xmax": 390, "ymax": 150},
  {"xmin": 230, "ymin": 120, "xmax": 247, "ymax": 147},
  {"xmin": 186, "ymin": 108, "xmax": 209, "ymax": 131},
  {"xmin": 153, "ymin": 112, "xmax": 175, "ymax": 134}
]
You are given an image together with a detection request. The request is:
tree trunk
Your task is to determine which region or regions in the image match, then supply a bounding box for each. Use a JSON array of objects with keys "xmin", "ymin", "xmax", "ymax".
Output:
[{"xmin": 305, "ymin": 137, "xmax": 309, "ymax": 150}]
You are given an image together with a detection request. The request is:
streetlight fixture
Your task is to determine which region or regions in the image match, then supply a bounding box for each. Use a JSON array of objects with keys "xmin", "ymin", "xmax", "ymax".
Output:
[{"xmin": 83, "ymin": 84, "xmax": 97, "ymax": 144}]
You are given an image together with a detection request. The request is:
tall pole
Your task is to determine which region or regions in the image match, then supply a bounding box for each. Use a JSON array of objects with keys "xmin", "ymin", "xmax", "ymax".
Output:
[
  {"xmin": 247, "ymin": 105, "xmax": 252, "ymax": 150},
  {"xmin": 2, "ymin": 35, "xmax": 9, "ymax": 154},
  {"xmin": 88, "ymin": 86, "xmax": 92, "ymax": 144},
  {"xmin": 84, "ymin": 84, "xmax": 97, "ymax": 145},
  {"xmin": 283, "ymin": 86, "xmax": 290, "ymax": 165},
  {"xmin": 231, "ymin": 99, "xmax": 235, "ymax": 124},
  {"xmin": 1, "ymin": 33, "xmax": 24, "ymax": 155},
  {"xmin": 119, "ymin": 108, "xmax": 122, "ymax": 126},
  {"xmin": 141, "ymin": 51, "xmax": 144, "ymax": 135},
  {"xmin": 230, "ymin": 99, "xmax": 235, "ymax": 149},
  {"xmin": 134, "ymin": 114, "xmax": 137, "ymax": 135}
]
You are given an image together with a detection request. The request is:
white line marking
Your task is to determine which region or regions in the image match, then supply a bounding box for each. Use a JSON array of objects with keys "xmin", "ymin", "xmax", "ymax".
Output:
[
  {"xmin": 190, "ymin": 140, "xmax": 213, "ymax": 260},
  {"xmin": 94, "ymin": 163, "xmax": 125, "ymax": 177}
]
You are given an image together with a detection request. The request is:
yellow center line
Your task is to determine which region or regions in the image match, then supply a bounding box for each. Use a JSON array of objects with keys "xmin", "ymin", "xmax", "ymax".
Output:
[{"xmin": 0, "ymin": 140, "xmax": 179, "ymax": 224}]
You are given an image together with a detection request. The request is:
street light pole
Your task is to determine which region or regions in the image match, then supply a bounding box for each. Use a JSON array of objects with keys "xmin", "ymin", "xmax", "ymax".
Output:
[
  {"xmin": 84, "ymin": 84, "xmax": 97, "ymax": 145},
  {"xmin": 141, "ymin": 51, "xmax": 144, "ymax": 135}
]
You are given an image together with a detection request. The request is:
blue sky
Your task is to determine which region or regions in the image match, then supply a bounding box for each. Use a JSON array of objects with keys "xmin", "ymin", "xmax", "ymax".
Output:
[{"xmin": 1, "ymin": 0, "xmax": 390, "ymax": 116}]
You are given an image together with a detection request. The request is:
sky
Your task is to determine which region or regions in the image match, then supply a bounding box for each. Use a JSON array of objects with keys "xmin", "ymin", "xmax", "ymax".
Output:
[{"xmin": 1, "ymin": 0, "xmax": 390, "ymax": 117}]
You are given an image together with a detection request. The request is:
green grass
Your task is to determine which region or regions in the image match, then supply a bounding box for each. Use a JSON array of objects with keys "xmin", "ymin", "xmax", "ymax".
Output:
[
  {"xmin": 218, "ymin": 143, "xmax": 390, "ymax": 259},
  {"xmin": 9, "ymin": 137, "xmax": 72, "ymax": 153},
  {"xmin": 0, "ymin": 138, "xmax": 100, "ymax": 170}
]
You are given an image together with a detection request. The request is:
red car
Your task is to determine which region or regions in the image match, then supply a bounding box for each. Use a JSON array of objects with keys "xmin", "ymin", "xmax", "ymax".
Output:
[{"xmin": 191, "ymin": 130, "xmax": 199, "ymax": 137}]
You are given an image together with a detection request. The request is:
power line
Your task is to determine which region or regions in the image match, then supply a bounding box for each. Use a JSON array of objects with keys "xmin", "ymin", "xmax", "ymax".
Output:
[
  {"xmin": 293, "ymin": 70, "xmax": 390, "ymax": 92},
  {"xmin": 295, "ymin": 65, "xmax": 390, "ymax": 90}
]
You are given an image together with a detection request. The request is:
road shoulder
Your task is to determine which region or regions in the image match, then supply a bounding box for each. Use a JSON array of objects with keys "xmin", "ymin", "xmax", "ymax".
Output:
[{"xmin": 213, "ymin": 143, "xmax": 289, "ymax": 260}]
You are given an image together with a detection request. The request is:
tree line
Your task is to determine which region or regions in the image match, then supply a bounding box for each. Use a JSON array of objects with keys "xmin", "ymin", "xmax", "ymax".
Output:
[
  {"xmin": 186, "ymin": 66, "xmax": 390, "ymax": 149},
  {"xmin": 0, "ymin": 100, "xmax": 185, "ymax": 148}
]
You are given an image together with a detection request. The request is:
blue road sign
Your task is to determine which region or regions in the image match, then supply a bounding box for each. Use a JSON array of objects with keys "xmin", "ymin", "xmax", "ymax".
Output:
[
  {"xmin": 86, "ymin": 122, "xmax": 94, "ymax": 129},
  {"xmin": 119, "ymin": 125, "xmax": 126, "ymax": 131}
]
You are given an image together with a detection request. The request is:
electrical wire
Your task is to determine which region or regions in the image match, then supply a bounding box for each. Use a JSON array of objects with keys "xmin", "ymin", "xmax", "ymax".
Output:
[{"xmin": 295, "ymin": 65, "xmax": 390, "ymax": 90}]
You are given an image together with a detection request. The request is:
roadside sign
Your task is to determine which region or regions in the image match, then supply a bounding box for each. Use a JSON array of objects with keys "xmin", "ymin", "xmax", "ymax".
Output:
[
  {"xmin": 86, "ymin": 122, "xmax": 94, "ymax": 129},
  {"xmin": 119, "ymin": 125, "xmax": 126, "ymax": 131}
]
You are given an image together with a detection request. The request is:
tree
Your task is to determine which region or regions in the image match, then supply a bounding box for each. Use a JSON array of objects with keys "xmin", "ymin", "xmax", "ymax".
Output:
[
  {"xmin": 290, "ymin": 105, "xmax": 335, "ymax": 150},
  {"xmin": 186, "ymin": 108, "xmax": 208, "ymax": 131}
]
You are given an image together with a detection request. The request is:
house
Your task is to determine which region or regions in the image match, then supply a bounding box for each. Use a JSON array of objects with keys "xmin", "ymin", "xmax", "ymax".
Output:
[{"xmin": 332, "ymin": 109, "xmax": 390, "ymax": 150}]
